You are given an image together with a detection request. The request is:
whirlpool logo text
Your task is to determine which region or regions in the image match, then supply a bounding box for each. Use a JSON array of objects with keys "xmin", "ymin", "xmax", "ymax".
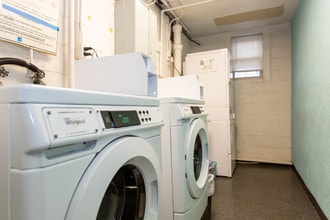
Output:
[{"xmin": 63, "ymin": 118, "xmax": 86, "ymax": 127}]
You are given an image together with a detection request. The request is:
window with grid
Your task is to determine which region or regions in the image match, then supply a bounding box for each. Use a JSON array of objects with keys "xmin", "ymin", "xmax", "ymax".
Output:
[{"xmin": 231, "ymin": 33, "xmax": 263, "ymax": 79}]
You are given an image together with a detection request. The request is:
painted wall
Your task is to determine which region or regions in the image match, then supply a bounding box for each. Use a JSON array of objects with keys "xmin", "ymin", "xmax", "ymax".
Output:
[
  {"xmin": 291, "ymin": 0, "xmax": 330, "ymax": 217},
  {"xmin": 0, "ymin": 0, "xmax": 114, "ymax": 87},
  {"xmin": 186, "ymin": 24, "xmax": 292, "ymax": 164},
  {"xmin": 80, "ymin": 0, "xmax": 115, "ymax": 57},
  {"xmin": 0, "ymin": 1, "xmax": 68, "ymax": 87}
]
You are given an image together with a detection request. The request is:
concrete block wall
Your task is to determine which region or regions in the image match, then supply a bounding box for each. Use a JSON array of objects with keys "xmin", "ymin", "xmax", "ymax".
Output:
[
  {"xmin": 0, "ymin": 0, "xmax": 114, "ymax": 88},
  {"xmin": 80, "ymin": 0, "xmax": 115, "ymax": 57},
  {"xmin": 0, "ymin": 1, "xmax": 68, "ymax": 87},
  {"xmin": 235, "ymin": 27, "xmax": 291, "ymax": 164},
  {"xmin": 187, "ymin": 23, "xmax": 292, "ymax": 164}
]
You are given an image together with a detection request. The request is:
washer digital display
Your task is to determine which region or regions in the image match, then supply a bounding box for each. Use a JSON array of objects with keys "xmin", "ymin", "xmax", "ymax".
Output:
[
  {"xmin": 190, "ymin": 106, "xmax": 201, "ymax": 114},
  {"xmin": 101, "ymin": 110, "xmax": 141, "ymax": 128}
]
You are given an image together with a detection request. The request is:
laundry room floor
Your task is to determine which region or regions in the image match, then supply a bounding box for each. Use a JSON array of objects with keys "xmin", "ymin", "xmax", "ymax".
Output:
[{"xmin": 210, "ymin": 162, "xmax": 323, "ymax": 220}]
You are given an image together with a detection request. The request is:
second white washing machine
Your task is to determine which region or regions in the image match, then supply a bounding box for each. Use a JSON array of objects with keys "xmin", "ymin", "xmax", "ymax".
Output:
[
  {"xmin": 0, "ymin": 84, "xmax": 163, "ymax": 220},
  {"xmin": 160, "ymin": 97, "xmax": 209, "ymax": 220}
]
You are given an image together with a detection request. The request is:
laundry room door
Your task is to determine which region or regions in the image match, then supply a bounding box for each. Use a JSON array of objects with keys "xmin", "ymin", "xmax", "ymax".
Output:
[
  {"xmin": 65, "ymin": 137, "xmax": 161, "ymax": 220},
  {"xmin": 185, "ymin": 118, "xmax": 209, "ymax": 199}
]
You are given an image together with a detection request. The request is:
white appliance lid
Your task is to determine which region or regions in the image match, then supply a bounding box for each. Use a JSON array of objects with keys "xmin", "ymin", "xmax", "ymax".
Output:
[
  {"xmin": 159, "ymin": 96, "xmax": 204, "ymax": 105},
  {"xmin": 0, "ymin": 84, "xmax": 159, "ymax": 106}
]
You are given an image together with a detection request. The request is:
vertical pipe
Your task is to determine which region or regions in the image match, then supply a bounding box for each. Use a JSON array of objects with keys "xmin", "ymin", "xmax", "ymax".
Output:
[
  {"xmin": 75, "ymin": 0, "xmax": 82, "ymax": 60},
  {"xmin": 68, "ymin": 0, "xmax": 75, "ymax": 88},
  {"xmin": 159, "ymin": 0, "xmax": 215, "ymax": 77},
  {"xmin": 28, "ymin": 48, "xmax": 33, "ymax": 63},
  {"xmin": 27, "ymin": 48, "xmax": 34, "ymax": 77},
  {"xmin": 160, "ymin": 10, "xmax": 166, "ymax": 78},
  {"xmin": 172, "ymin": 23, "xmax": 182, "ymax": 76}
]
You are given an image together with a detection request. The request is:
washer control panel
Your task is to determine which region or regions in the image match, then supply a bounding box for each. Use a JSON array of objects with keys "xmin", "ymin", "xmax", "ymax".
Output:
[
  {"xmin": 99, "ymin": 106, "xmax": 162, "ymax": 130},
  {"xmin": 138, "ymin": 109, "xmax": 153, "ymax": 123},
  {"xmin": 179, "ymin": 105, "xmax": 205, "ymax": 117},
  {"xmin": 43, "ymin": 106, "xmax": 163, "ymax": 140}
]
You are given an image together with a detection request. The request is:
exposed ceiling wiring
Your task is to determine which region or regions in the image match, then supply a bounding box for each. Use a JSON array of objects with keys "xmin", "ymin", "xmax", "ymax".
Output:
[{"xmin": 155, "ymin": 0, "xmax": 201, "ymax": 46}]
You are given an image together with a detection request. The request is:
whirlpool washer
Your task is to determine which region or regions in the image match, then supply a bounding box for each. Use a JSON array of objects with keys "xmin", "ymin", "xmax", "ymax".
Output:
[
  {"xmin": 160, "ymin": 97, "xmax": 209, "ymax": 220},
  {"xmin": 0, "ymin": 84, "xmax": 163, "ymax": 220}
]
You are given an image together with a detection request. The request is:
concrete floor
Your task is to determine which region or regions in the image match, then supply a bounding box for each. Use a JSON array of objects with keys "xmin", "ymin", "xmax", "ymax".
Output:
[{"xmin": 210, "ymin": 162, "xmax": 322, "ymax": 220}]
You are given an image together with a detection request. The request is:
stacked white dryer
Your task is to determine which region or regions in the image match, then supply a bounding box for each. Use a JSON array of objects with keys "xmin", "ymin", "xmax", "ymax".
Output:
[
  {"xmin": 185, "ymin": 48, "xmax": 236, "ymax": 177},
  {"xmin": 158, "ymin": 76, "xmax": 209, "ymax": 220}
]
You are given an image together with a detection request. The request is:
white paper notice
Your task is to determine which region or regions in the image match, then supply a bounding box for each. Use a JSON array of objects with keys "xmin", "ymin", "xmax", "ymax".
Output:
[
  {"xmin": 0, "ymin": 0, "xmax": 59, "ymax": 54},
  {"xmin": 199, "ymin": 57, "xmax": 217, "ymax": 72}
]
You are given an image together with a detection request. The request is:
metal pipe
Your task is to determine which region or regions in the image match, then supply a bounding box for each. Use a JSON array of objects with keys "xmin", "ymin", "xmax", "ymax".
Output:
[
  {"xmin": 75, "ymin": 0, "xmax": 83, "ymax": 60},
  {"xmin": 68, "ymin": 0, "xmax": 75, "ymax": 88},
  {"xmin": 159, "ymin": 0, "xmax": 216, "ymax": 77},
  {"xmin": 172, "ymin": 23, "xmax": 182, "ymax": 76}
]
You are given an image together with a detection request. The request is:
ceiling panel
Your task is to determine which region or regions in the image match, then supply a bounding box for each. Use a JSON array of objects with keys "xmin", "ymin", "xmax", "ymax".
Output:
[{"xmin": 163, "ymin": 0, "xmax": 300, "ymax": 38}]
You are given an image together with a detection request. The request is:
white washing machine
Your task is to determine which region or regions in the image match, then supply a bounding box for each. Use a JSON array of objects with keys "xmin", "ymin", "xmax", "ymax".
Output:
[
  {"xmin": 0, "ymin": 84, "xmax": 163, "ymax": 220},
  {"xmin": 160, "ymin": 97, "xmax": 209, "ymax": 220}
]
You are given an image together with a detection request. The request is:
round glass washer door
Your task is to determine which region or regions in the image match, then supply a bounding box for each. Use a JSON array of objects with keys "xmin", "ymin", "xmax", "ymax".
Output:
[
  {"xmin": 185, "ymin": 118, "xmax": 209, "ymax": 199},
  {"xmin": 65, "ymin": 137, "xmax": 160, "ymax": 220},
  {"xmin": 96, "ymin": 164, "xmax": 146, "ymax": 219}
]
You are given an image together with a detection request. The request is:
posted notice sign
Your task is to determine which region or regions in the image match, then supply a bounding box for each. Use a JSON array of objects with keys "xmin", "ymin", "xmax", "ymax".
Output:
[{"xmin": 0, "ymin": 0, "xmax": 60, "ymax": 54}]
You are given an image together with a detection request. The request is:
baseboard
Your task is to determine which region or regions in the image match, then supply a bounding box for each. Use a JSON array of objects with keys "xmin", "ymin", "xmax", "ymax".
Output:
[{"xmin": 292, "ymin": 165, "xmax": 328, "ymax": 220}]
